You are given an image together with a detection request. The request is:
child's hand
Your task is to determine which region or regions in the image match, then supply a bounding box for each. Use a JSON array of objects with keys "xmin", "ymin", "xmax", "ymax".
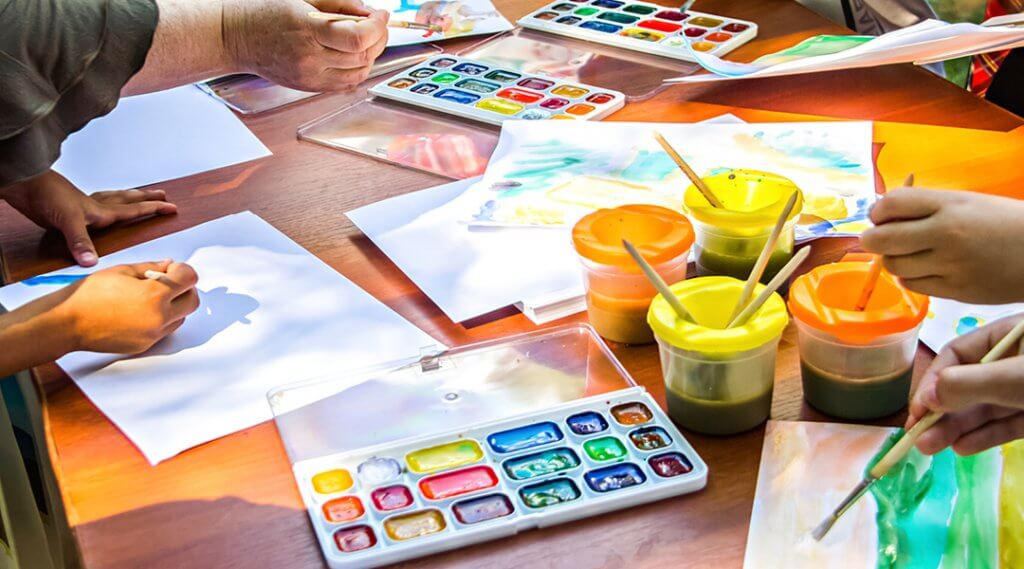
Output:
[
  {"xmin": 55, "ymin": 261, "xmax": 200, "ymax": 354},
  {"xmin": 861, "ymin": 188, "xmax": 1024, "ymax": 304},
  {"xmin": 906, "ymin": 314, "xmax": 1024, "ymax": 456}
]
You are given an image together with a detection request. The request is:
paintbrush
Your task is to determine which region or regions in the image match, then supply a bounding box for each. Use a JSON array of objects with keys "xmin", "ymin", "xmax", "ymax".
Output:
[
  {"xmin": 680, "ymin": 0, "xmax": 696, "ymax": 12},
  {"xmin": 811, "ymin": 316, "xmax": 1024, "ymax": 542},
  {"xmin": 728, "ymin": 190, "xmax": 799, "ymax": 322},
  {"xmin": 653, "ymin": 132, "xmax": 725, "ymax": 208},
  {"xmin": 853, "ymin": 174, "xmax": 912, "ymax": 311},
  {"xmin": 727, "ymin": 246, "xmax": 810, "ymax": 328},
  {"xmin": 143, "ymin": 270, "xmax": 175, "ymax": 286},
  {"xmin": 622, "ymin": 239, "xmax": 693, "ymax": 323},
  {"xmin": 307, "ymin": 11, "xmax": 443, "ymax": 32}
]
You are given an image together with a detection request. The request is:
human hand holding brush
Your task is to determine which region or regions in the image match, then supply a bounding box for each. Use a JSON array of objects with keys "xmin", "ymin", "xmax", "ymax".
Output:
[
  {"xmin": 907, "ymin": 313, "xmax": 1024, "ymax": 456},
  {"xmin": 861, "ymin": 187, "xmax": 1024, "ymax": 304}
]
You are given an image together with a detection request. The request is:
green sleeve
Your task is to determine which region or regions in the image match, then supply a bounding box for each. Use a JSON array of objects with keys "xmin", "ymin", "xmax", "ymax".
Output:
[{"xmin": 0, "ymin": 0, "xmax": 159, "ymax": 188}]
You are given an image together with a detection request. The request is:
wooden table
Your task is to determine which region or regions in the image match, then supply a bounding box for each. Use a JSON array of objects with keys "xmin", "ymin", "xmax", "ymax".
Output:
[{"xmin": 2, "ymin": 0, "xmax": 1021, "ymax": 567}]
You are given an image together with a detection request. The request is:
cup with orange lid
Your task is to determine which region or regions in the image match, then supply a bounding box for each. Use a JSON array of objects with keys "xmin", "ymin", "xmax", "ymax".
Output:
[
  {"xmin": 788, "ymin": 255, "xmax": 929, "ymax": 420},
  {"xmin": 571, "ymin": 205, "xmax": 694, "ymax": 345}
]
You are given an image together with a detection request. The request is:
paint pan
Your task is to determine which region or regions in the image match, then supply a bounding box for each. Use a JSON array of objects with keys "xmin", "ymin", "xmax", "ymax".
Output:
[
  {"xmin": 268, "ymin": 324, "xmax": 708, "ymax": 569},
  {"xmin": 518, "ymin": 0, "xmax": 757, "ymax": 63}
]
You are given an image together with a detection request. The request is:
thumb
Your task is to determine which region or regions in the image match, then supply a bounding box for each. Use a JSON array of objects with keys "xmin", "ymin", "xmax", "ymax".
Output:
[
  {"xmin": 56, "ymin": 214, "xmax": 98, "ymax": 267},
  {"xmin": 934, "ymin": 356, "xmax": 1024, "ymax": 412}
]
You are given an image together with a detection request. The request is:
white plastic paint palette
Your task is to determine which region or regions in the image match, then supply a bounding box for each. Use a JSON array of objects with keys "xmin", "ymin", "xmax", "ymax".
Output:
[
  {"xmin": 518, "ymin": 0, "xmax": 757, "ymax": 62},
  {"xmin": 294, "ymin": 393, "xmax": 706, "ymax": 568},
  {"xmin": 269, "ymin": 325, "xmax": 708, "ymax": 568},
  {"xmin": 368, "ymin": 55, "xmax": 626, "ymax": 126}
]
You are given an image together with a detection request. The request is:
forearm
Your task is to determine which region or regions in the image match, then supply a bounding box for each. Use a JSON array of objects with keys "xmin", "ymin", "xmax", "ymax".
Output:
[
  {"xmin": 0, "ymin": 296, "xmax": 78, "ymax": 377},
  {"xmin": 122, "ymin": 0, "xmax": 235, "ymax": 96}
]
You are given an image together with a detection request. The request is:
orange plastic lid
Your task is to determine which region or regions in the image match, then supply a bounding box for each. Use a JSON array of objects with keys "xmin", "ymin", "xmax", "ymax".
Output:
[
  {"xmin": 788, "ymin": 260, "xmax": 929, "ymax": 344},
  {"xmin": 572, "ymin": 205, "xmax": 694, "ymax": 267}
]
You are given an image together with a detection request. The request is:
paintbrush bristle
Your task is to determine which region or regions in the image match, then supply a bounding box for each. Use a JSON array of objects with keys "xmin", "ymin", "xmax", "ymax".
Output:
[{"xmin": 810, "ymin": 516, "xmax": 836, "ymax": 542}]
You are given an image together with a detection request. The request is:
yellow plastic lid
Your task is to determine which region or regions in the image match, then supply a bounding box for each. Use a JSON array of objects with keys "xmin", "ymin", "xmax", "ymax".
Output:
[
  {"xmin": 572, "ymin": 205, "xmax": 694, "ymax": 267},
  {"xmin": 647, "ymin": 276, "xmax": 789, "ymax": 354},
  {"xmin": 788, "ymin": 260, "xmax": 929, "ymax": 344},
  {"xmin": 683, "ymin": 169, "xmax": 804, "ymax": 230}
]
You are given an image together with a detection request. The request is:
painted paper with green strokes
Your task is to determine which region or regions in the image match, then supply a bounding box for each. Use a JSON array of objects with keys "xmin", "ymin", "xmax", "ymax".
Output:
[{"xmin": 743, "ymin": 421, "xmax": 1024, "ymax": 568}]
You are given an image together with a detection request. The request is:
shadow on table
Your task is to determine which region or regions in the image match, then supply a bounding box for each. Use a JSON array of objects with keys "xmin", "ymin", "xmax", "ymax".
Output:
[{"xmin": 74, "ymin": 497, "xmax": 323, "ymax": 569}]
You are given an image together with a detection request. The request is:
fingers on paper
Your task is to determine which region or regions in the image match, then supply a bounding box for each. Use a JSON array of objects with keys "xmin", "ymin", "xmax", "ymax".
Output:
[
  {"xmin": 163, "ymin": 262, "xmax": 199, "ymax": 297},
  {"xmin": 868, "ymin": 188, "xmax": 946, "ymax": 225},
  {"xmin": 169, "ymin": 288, "xmax": 201, "ymax": 320}
]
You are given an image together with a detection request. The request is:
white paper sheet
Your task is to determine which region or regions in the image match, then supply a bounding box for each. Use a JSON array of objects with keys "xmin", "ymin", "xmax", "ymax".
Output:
[
  {"xmin": 919, "ymin": 298, "xmax": 1024, "ymax": 354},
  {"xmin": 670, "ymin": 17, "xmax": 1024, "ymax": 83},
  {"xmin": 52, "ymin": 86, "xmax": 271, "ymax": 194},
  {"xmin": 348, "ymin": 177, "xmax": 582, "ymax": 323},
  {"xmin": 0, "ymin": 212, "xmax": 439, "ymax": 464},
  {"xmin": 454, "ymin": 121, "xmax": 876, "ymax": 240},
  {"xmin": 371, "ymin": 0, "xmax": 513, "ymax": 46},
  {"xmin": 346, "ymin": 115, "xmax": 748, "ymax": 324}
]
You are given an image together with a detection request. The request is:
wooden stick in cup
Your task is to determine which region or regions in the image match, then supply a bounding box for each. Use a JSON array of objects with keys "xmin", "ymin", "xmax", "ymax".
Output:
[
  {"xmin": 727, "ymin": 246, "xmax": 810, "ymax": 328},
  {"xmin": 307, "ymin": 11, "xmax": 443, "ymax": 32},
  {"xmin": 728, "ymin": 190, "xmax": 799, "ymax": 322},
  {"xmin": 652, "ymin": 132, "xmax": 725, "ymax": 208},
  {"xmin": 622, "ymin": 239, "xmax": 693, "ymax": 323},
  {"xmin": 854, "ymin": 173, "xmax": 913, "ymax": 311}
]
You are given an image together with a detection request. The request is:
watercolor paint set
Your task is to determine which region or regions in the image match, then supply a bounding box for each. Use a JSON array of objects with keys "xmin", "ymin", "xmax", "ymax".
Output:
[
  {"xmin": 518, "ymin": 0, "xmax": 757, "ymax": 62},
  {"xmin": 268, "ymin": 325, "xmax": 707, "ymax": 568},
  {"xmin": 368, "ymin": 55, "xmax": 626, "ymax": 126}
]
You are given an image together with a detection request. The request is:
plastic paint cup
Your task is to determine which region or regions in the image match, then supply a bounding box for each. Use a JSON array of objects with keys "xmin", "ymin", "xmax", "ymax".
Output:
[
  {"xmin": 788, "ymin": 258, "xmax": 929, "ymax": 420},
  {"xmin": 572, "ymin": 205, "xmax": 694, "ymax": 344},
  {"xmin": 683, "ymin": 170, "xmax": 803, "ymax": 284},
  {"xmin": 647, "ymin": 276, "xmax": 788, "ymax": 435}
]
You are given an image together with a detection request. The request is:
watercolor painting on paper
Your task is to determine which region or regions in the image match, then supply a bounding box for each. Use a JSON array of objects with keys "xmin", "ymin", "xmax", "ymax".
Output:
[
  {"xmin": 370, "ymin": 0, "xmax": 513, "ymax": 46},
  {"xmin": 455, "ymin": 121, "xmax": 875, "ymax": 240},
  {"xmin": 744, "ymin": 421, "xmax": 1024, "ymax": 568},
  {"xmin": 919, "ymin": 297, "xmax": 1024, "ymax": 353}
]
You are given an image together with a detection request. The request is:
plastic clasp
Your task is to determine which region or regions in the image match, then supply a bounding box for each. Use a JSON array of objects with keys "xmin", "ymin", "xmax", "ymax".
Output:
[{"xmin": 418, "ymin": 345, "xmax": 447, "ymax": 373}]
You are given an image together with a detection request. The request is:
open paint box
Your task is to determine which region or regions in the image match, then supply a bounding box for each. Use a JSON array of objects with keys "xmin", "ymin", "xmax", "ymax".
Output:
[{"xmin": 268, "ymin": 324, "xmax": 708, "ymax": 568}]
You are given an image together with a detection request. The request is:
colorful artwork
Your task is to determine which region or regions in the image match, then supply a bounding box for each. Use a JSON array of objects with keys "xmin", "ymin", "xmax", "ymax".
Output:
[
  {"xmin": 455, "ymin": 121, "xmax": 875, "ymax": 239},
  {"xmin": 371, "ymin": 0, "xmax": 513, "ymax": 46},
  {"xmin": 744, "ymin": 421, "xmax": 1024, "ymax": 568},
  {"xmin": 919, "ymin": 297, "xmax": 1024, "ymax": 353}
]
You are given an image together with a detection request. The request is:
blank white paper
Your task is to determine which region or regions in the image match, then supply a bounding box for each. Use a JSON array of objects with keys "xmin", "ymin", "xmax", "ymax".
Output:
[
  {"xmin": 0, "ymin": 212, "xmax": 440, "ymax": 464},
  {"xmin": 52, "ymin": 86, "xmax": 271, "ymax": 194}
]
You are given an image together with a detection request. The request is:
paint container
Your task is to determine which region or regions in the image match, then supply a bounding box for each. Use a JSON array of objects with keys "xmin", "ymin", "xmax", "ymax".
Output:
[
  {"xmin": 647, "ymin": 276, "xmax": 788, "ymax": 435},
  {"xmin": 683, "ymin": 170, "xmax": 803, "ymax": 285},
  {"xmin": 788, "ymin": 258, "xmax": 928, "ymax": 419},
  {"xmin": 572, "ymin": 205, "xmax": 694, "ymax": 344},
  {"xmin": 270, "ymin": 324, "xmax": 709, "ymax": 569}
]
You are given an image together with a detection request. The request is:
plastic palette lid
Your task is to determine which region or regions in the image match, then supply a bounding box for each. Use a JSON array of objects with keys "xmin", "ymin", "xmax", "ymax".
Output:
[
  {"xmin": 647, "ymin": 276, "xmax": 789, "ymax": 353},
  {"xmin": 267, "ymin": 324, "xmax": 636, "ymax": 464},
  {"xmin": 683, "ymin": 169, "xmax": 804, "ymax": 230},
  {"xmin": 572, "ymin": 204, "xmax": 694, "ymax": 268},
  {"xmin": 788, "ymin": 259, "xmax": 929, "ymax": 344}
]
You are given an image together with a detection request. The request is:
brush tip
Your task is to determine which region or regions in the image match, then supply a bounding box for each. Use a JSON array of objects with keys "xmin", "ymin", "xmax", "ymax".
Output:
[{"xmin": 809, "ymin": 517, "xmax": 834, "ymax": 542}]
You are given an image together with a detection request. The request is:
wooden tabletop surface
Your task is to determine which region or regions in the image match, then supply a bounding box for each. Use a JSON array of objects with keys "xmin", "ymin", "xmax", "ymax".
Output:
[{"xmin": 2, "ymin": 0, "xmax": 1022, "ymax": 567}]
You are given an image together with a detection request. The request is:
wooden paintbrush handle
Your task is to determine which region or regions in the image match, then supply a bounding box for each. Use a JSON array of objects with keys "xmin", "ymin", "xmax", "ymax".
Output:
[{"xmin": 868, "ymin": 412, "xmax": 943, "ymax": 479}]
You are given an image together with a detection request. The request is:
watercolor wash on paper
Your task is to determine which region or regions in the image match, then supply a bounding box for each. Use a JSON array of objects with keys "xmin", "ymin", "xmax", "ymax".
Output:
[
  {"xmin": 456, "ymin": 121, "xmax": 876, "ymax": 240},
  {"xmin": 744, "ymin": 421, "xmax": 1024, "ymax": 568}
]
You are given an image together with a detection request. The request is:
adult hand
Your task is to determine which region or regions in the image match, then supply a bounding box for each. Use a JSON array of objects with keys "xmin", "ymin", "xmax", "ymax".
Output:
[
  {"xmin": 54, "ymin": 261, "xmax": 200, "ymax": 354},
  {"xmin": 860, "ymin": 188, "xmax": 1024, "ymax": 304},
  {"xmin": 907, "ymin": 314, "xmax": 1024, "ymax": 456},
  {"xmin": 0, "ymin": 170, "xmax": 177, "ymax": 267},
  {"xmin": 223, "ymin": 0, "xmax": 389, "ymax": 92}
]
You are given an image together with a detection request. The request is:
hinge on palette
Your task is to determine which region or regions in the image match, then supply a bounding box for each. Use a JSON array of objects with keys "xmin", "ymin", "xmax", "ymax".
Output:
[{"xmin": 418, "ymin": 346, "xmax": 446, "ymax": 372}]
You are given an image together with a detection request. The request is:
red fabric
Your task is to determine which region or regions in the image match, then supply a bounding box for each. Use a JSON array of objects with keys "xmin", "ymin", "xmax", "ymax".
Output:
[{"xmin": 971, "ymin": 0, "xmax": 1021, "ymax": 96}]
